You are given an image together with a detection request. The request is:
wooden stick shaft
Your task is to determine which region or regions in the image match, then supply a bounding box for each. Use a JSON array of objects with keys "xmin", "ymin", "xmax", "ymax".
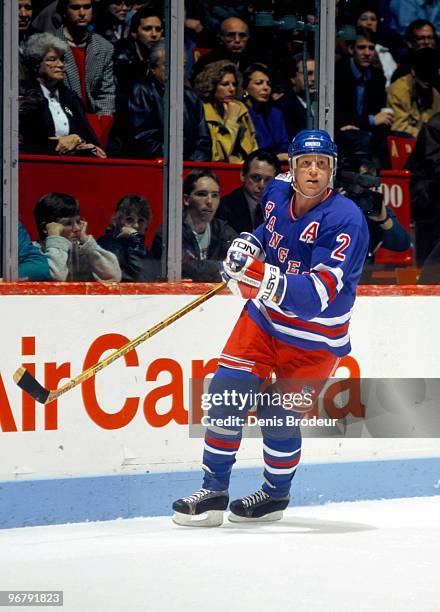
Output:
[{"xmin": 46, "ymin": 282, "xmax": 226, "ymax": 402}]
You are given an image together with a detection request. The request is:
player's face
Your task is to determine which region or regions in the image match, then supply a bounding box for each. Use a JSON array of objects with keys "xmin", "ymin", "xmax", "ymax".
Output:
[
  {"xmin": 184, "ymin": 177, "xmax": 220, "ymax": 223},
  {"xmin": 134, "ymin": 16, "xmax": 163, "ymax": 48},
  {"xmin": 243, "ymin": 159, "xmax": 277, "ymax": 202},
  {"xmin": 294, "ymin": 155, "xmax": 332, "ymax": 197}
]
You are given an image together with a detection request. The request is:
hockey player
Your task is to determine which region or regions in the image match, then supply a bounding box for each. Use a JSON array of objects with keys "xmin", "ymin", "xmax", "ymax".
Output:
[{"xmin": 172, "ymin": 130, "xmax": 369, "ymax": 526}]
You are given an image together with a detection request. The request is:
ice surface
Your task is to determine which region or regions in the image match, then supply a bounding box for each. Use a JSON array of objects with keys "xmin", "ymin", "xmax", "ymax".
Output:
[{"xmin": 0, "ymin": 497, "xmax": 439, "ymax": 612}]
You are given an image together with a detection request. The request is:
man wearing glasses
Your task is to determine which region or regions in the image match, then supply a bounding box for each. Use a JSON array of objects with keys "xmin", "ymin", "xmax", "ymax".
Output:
[
  {"xmin": 192, "ymin": 17, "xmax": 262, "ymax": 80},
  {"xmin": 391, "ymin": 19, "xmax": 438, "ymax": 85},
  {"xmin": 217, "ymin": 149, "xmax": 281, "ymax": 234}
]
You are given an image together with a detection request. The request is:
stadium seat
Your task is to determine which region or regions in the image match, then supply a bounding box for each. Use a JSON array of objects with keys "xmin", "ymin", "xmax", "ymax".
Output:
[{"xmin": 387, "ymin": 135, "xmax": 416, "ymax": 170}]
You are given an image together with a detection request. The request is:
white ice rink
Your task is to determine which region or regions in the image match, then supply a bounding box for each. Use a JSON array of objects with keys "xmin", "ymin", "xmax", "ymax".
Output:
[{"xmin": 1, "ymin": 497, "xmax": 439, "ymax": 612}]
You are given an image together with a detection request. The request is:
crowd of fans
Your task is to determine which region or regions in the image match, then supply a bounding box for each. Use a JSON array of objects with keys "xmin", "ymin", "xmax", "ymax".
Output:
[{"xmin": 15, "ymin": 0, "xmax": 440, "ymax": 282}]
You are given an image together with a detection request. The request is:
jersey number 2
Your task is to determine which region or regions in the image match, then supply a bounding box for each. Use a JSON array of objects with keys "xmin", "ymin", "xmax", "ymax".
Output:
[{"xmin": 331, "ymin": 233, "xmax": 351, "ymax": 261}]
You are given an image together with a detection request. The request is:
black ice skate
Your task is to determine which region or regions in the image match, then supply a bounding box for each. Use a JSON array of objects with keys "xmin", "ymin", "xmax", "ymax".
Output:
[
  {"xmin": 172, "ymin": 489, "xmax": 229, "ymax": 527},
  {"xmin": 228, "ymin": 489, "xmax": 290, "ymax": 522}
]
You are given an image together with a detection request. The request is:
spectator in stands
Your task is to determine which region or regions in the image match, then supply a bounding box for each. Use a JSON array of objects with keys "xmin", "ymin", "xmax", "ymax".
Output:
[
  {"xmin": 19, "ymin": 0, "xmax": 34, "ymax": 42},
  {"xmin": 152, "ymin": 169, "xmax": 237, "ymax": 282},
  {"xmin": 130, "ymin": 4, "xmax": 163, "ymax": 49},
  {"xmin": 20, "ymin": 33, "xmax": 106, "ymax": 157},
  {"xmin": 113, "ymin": 6, "xmax": 163, "ymax": 94},
  {"xmin": 95, "ymin": 0, "xmax": 130, "ymax": 44},
  {"xmin": 110, "ymin": 7, "xmax": 164, "ymax": 157},
  {"xmin": 391, "ymin": 19, "xmax": 438, "ymax": 84},
  {"xmin": 118, "ymin": 40, "xmax": 211, "ymax": 160},
  {"xmin": 388, "ymin": 0, "xmax": 440, "ymax": 38},
  {"xmin": 334, "ymin": 26, "xmax": 392, "ymax": 164},
  {"xmin": 98, "ymin": 194, "xmax": 158, "ymax": 281},
  {"xmin": 18, "ymin": 222, "xmax": 51, "ymax": 281},
  {"xmin": 275, "ymin": 53, "xmax": 316, "ymax": 140},
  {"xmin": 243, "ymin": 63, "xmax": 289, "ymax": 160},
  {"xmin": 19, "ymin": 0, "xmax": 35, "ymax": 84},
  {"xmin": 184, "ymin": 0, "xmax": 208, "ymax": 78},
  {"xmin": 192, "ymin": 17, "xmax": 261, "ymax": 80},
  {"xmin": 336, "ymin": 154, "xmax": 411, "ymax": 265},
  {"xmin": 406, "ymin": 112, "xmax": 440, "ymax": 263},
  {"xmin": 54, "ymin": 0, "xmax": 116, "ymax": 118},
  {"xmin": 387, "ymin": 47, "xmax": 440, "ymax": 139},
  {"xmin": 194, "ymin": 60, "xmax": 258, "ymax": 163},
  {"xmin": 353, "ymin": 1, "xmax": 398, "ymax": 88},
  {"xmin": 33, "ymin": 192, "xmax": 122, "ymax": 282},
  {"xmin": 216, "ymin": 148, "xmax": 281, "ymax": 234}
]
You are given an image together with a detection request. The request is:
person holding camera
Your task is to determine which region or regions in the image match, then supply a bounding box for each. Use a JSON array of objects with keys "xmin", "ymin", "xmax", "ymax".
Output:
[{"xmin": 337, "ymin": 157, "xmax": 411, "ymax": 261}]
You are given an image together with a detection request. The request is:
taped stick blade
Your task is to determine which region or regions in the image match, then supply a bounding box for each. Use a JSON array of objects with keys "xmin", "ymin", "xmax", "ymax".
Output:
[{"xmin": 13, "ymin": 367, "xmax": 51, "ymax": 404}]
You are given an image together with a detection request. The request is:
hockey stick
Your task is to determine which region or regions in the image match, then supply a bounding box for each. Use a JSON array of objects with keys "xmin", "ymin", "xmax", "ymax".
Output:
[{"xmin": 13, "ymin": 281, "xmax": 227, "ymax": 405}]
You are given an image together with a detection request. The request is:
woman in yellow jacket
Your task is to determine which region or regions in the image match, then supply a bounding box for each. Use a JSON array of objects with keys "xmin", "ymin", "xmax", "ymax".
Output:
[{"xmin": 194, "ymin": 60, "xmax": 258, "ymax": 163}]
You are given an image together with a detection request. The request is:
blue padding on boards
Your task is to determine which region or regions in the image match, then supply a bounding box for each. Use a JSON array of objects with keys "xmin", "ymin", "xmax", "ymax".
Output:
[{"xmin": 1, "ymin": 457, "xmax": 439, "ymax": 528}]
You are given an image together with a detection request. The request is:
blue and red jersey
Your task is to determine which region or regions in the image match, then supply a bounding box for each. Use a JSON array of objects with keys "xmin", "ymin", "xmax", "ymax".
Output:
[{"xmin": 247, "ymin": 172, "xmax": 369, "ymax": 357}]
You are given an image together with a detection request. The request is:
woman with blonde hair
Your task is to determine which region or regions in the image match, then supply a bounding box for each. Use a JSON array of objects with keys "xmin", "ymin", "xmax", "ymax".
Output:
[{"xmin": 194, "ymin": 60, "xmax": 257, "ymax": 163}]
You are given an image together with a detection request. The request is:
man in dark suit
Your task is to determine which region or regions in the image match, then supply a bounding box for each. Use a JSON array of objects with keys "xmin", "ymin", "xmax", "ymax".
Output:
[
  {"xmin": 118, "ymin": 40, "xmax": 211, "ymax": 160},
  {"xmin": 334, "ymin": 27, "xmax": 393, "ymax": 163},
  {"xmin": 216, "ymin": 149, "xmax": 281, "ymax": 234},
  {"xmin": 192, "ymin": 17, "xmax": 263, "ymax": 81},
  {"xmin": 276, "ymin": 53, "xmax": 316, "ymax": 140}
]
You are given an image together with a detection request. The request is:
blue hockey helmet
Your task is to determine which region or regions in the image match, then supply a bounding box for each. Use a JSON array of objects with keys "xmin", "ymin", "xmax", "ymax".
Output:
[
  {"xmin": 288, "ymin": 130, "xmax": 338, "ymax": 197},
  {"xmin": 288, "ymin": 129, "xmax": 337, "ymax": 162},
  {"xmin": 288, "ymin": 130, "xmax": 338, "ymax": 182}
]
